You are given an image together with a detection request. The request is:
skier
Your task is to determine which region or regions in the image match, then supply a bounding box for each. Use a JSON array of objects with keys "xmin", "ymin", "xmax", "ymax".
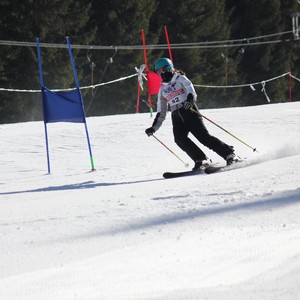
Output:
[{"xmin": 145, "ymin": 57, "xmax": 239, "ymax": 171}]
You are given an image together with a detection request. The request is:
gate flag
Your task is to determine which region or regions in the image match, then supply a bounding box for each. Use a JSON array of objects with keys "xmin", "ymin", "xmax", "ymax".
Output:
[
  {"xmin": 42, "ymin": 88, "xmax": 85, "ymax": 123},
  {"xmin": 146, "ymin": 71, "xmax": 162, "ymax": 95},
  {"xmin": 37, "ymin": 37, "xmax": 95, "ymax": 173}
]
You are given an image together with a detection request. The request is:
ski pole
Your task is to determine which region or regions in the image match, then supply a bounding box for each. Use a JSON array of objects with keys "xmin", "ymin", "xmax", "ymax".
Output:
[
  {"xmin": 152, "ymin": 134, "xmax": 189, "ymax": 167},
  {"xmin": 190, "ymin": 108, "xmax": 258, "ymax": 153}
]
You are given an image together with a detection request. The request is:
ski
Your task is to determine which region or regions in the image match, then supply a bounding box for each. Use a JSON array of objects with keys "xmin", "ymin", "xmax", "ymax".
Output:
[
  {"xmin": 163, "ymin": 163, "xmax": 216, "ymax": 178},
  {"xmin": 204, "ymin": 159, "xmax": 246, "ymax": 174},
  {"xmin": 204, "ymin": 165, "xmax": 225, "ymax": 174},
  {"xmin": 163, "ymin": 160, "xmax": 246, "ymax": 178},
  {"xmin": 163, "ymin": 169, "xmax": 204, "ymax": 179}
]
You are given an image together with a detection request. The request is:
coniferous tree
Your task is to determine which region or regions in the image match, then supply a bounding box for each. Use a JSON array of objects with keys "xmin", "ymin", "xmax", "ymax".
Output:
[
  {"xmin": 86, "ymin": 0, "xmax": 159, "ymax": 116},
  {"xmin": 228, "ymin": 0, "xmax": 300, "ymax": 105},
  {"xmin": 1, "ymin": 0, "xmax": 299, "ymax": 123},
  {"xmin": 151, "ymin": 0, "xmax": 240, "ymax": 108},
  {"xmin": 279, "ymin": 1, "xmax": 300, "ymax": 102},
  {"xmin": 0, "ymin": 0, "xmax": 94, "ymax": 123}
]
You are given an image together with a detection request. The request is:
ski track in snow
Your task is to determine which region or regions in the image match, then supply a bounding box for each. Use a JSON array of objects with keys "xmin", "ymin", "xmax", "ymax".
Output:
[{"xmin": 0, "ymin": 102, "xmax": 300, "ymax": 300}]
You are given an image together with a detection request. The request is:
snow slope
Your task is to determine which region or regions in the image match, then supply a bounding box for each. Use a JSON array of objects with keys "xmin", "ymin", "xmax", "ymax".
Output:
[{"xmin": 0, "ymin": 102, "xmax": 300, "ymax": 300}]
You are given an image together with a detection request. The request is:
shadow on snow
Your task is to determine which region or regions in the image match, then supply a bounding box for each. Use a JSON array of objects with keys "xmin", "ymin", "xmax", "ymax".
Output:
[{"xmin": 0, "ymin": 178, "xmax": 164, "ymax": 196}]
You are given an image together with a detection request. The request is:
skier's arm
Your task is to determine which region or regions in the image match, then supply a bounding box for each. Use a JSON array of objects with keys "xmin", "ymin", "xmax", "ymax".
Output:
[
  {"xmin": 180, "ymin": 75, "xmax": 197, "ymax": 102},
  {"xmin": 152, "ymin": 92, "xmax": 167, "ymax": 132},
  {"xmin": 145, "ymin": 89, "xmax": 167, "ymax": 136}
]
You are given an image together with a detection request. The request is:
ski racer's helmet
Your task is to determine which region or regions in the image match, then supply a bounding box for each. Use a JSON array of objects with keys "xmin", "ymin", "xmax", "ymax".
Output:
[{"xmin": 154, "ymin": 57, "xmax": 174, "ymax": 72}]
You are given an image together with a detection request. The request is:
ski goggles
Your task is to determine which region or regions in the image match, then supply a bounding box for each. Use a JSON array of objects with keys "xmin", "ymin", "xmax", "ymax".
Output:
[{"xmin": 156, "ymin": 67, "xmax": 167, "ymax": 76}]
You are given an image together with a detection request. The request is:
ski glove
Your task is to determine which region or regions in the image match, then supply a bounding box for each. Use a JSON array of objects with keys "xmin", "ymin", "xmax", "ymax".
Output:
[
  {"xmin": 183, "ymin": 101, "xmax": 193, "ymax": 110},
  {"xmin": 183, "ymin": 93, "xmax": 195, "ymax": 110},
  {"xmin": 145, "ymin": 127, "xmax": 155, "ymax": 136}
]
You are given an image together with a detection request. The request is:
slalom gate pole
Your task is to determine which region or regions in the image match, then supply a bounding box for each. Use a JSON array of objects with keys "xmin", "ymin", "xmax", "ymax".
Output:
[
  {"xmin": 36, "ymin": 38, "xmax": 51, "ymax": 174},
  {"xmin": 190, "ymin": 108, "xmax": 258, "ymax": 153},
  {"xmin": 141, "ymin": 29, "xmax": 153, "ymax": 117},
  {"xmin": 288, "ymin": 71, "xmax": 293, "ymax": 102},
  {"xmin": 164, "ymin": 26, "xmax": 173, "ymax": 62},
  {"xmin": 152, "ymin": 135, "xmax": 189, "ymax": 167},
  {"xmin": 136, "ymin": 81, "xmax": 140, "ymax": 113},
  {"xmin": 66, "ymin": 36, "xmax": 96, "ymax": 171}
]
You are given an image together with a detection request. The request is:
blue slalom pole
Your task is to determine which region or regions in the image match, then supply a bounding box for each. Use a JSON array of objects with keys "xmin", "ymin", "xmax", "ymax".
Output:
[
  {"xmin": 66, "ymin": 37, "xmax": 96, "ymax": 171},
  {"xmin": 36, "ymin": 38, "xmax": 51, "ymax": 174}
]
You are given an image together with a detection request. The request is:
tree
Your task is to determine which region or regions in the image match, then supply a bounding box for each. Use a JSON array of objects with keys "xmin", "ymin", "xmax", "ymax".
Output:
[
  {"xmin": 151, "ymin": 0, "xmax": 241, "ymax": 108},
  {"xmin": 85, "ymin": 0, "xmax": 159, "ymax": 116},
  {"xmin": 279, "ymin": 1, "xmax": 300, "ymax": 102},
  {"xmin": 228, "ymin": 0, "xmax": 300, "ymax": 105},
  {"xmin": 0, "ymin": 0, "xmax": 94, "ymax": 123},
  {"xmin": 1, "ymin": 0, "xmax": 299, "ymax": 123}
]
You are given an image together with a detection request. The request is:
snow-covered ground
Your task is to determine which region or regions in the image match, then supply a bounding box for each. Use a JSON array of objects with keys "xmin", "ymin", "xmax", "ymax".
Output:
[{"xmin": 0, "ymin": 102, "xmax": 300, "ymax": 300}]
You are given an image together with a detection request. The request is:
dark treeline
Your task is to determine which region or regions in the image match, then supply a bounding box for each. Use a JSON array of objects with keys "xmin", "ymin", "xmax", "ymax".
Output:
[{"xmin": 0, "ymin": 0, "xmax": 299, "ymax": 123}]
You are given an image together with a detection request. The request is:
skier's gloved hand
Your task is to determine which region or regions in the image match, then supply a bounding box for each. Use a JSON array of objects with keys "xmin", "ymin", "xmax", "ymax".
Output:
[
  {"xmin": 183, "ymin": 101, "xmax": 193, "ymax": 110},
  {"xmin": 183, "ymin": 93, "xmax": 195, "ymax": 110},
  {"xmin": 145, "ymin": 127, "xmax": 155, "ymax": 136}
]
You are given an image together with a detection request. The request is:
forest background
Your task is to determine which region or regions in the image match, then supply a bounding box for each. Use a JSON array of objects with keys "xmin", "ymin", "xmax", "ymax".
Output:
[{"xmin": 0, "ymin": 0, "xmax": 300, "ymax": 124}]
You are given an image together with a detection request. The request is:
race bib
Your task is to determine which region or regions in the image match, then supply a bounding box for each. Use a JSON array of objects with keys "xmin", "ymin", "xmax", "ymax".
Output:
[{"xmin": 162, "ymin": 82, "xmax": 186, "ymax": 107}]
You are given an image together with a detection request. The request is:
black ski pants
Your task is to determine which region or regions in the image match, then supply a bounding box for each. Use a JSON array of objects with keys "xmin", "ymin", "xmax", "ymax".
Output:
[{"xmin": 171, "ymin": 108, "xmax": 233, "ymax": 162}]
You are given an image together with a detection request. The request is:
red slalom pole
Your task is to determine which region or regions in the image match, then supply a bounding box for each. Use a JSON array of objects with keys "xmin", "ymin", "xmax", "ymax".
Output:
[
  {"xmin": 136, "ymin": 81, "xmax": 140, "ymax": 113},
  {"xmin": 289, "ymin": 71, "xmax": 293, "ymax": 102},
  {"xmin": 164, "ymin": 26, "xmax": 173, "ymax": 62},
  {"xmin": 141, "ymin": 29, "xmax": 153, "ymax": 116},
  {"xmin": 141, "ymin": 29, "xmax": 149, "ymax": 72}
]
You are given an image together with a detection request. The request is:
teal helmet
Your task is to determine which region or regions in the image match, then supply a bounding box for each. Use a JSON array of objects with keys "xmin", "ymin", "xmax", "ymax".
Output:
[{"xmin": 154, "ymin": 57, "xmax": 174, "ymax": 72}]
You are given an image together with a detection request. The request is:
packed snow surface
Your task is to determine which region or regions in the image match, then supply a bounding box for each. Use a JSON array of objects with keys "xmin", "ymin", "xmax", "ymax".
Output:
[{"xmin": 0, "ymin": 102, "xmax": 300, "ymax": 300}]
